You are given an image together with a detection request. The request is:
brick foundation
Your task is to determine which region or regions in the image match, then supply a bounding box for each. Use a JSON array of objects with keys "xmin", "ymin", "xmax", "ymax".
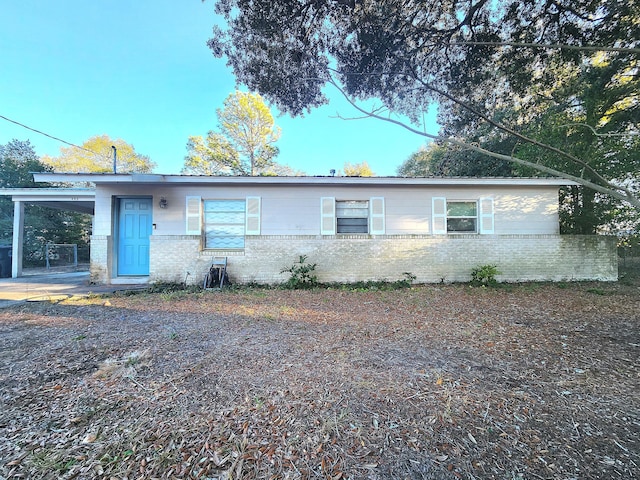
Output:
[{"xmin": 131, "ymin": 234, "xmax": 617, "ymax": 286}]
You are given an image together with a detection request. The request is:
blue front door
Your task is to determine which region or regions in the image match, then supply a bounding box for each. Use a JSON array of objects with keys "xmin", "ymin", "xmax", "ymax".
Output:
[{"xmin": 117, "ymin": 197, "xmax": 151, "ymax": 276}]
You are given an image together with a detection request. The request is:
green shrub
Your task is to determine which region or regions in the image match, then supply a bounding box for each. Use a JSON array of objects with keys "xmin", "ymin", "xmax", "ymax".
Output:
[
  {"xmin": 280, "ymin": 255, "xmax": 318, "ymax": 289},
  {"xmin": 471, "ymin": 264, "xmax": 500, "ymax": 286}
]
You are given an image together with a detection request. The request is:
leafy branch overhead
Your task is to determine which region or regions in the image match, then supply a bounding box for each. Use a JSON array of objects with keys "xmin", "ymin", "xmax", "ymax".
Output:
[
  {"xmin": 208, "ymin": 0, "xmax": 639, "ymax": 207},
  {"xmin": 182, "ymin": 91, "xmax": 282, "ymax": 176}
]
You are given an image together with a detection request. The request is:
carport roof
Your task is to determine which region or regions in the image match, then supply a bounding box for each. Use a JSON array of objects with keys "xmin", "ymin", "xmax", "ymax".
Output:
[{"xmin": 0, "ymin": 188, "xmax": 95, "ymax": 214}]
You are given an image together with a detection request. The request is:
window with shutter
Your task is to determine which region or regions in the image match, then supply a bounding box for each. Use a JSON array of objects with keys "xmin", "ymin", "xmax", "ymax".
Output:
[{"xmin": 432, "ymin": 198, "xmax": 494, "ymax": 234}]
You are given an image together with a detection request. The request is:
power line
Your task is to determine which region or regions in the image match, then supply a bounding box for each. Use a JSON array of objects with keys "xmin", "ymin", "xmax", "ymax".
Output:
[{"xmin": 0, "ymin": 114, "xmax": 107, "ymax": 159}]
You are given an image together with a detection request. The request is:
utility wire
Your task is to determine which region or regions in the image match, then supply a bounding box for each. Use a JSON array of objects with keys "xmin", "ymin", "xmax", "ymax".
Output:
[{"xmin": 0, "ymin": 114, "xmax": 107, "ymax": 159}]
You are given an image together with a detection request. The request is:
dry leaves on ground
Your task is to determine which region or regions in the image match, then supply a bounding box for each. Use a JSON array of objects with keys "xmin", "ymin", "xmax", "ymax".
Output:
[{"xmin": 0, "ymin": 280, "xmax": 638, "ymax": 479}]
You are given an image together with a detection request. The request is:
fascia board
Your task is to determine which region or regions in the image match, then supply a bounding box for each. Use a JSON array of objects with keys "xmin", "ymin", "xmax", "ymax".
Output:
[{"xmin": 31, "ymin": 173, "xmax": 578, "ymax": 187}]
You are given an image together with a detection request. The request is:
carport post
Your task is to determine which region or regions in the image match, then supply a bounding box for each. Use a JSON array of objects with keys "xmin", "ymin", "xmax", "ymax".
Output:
[{"xmin": 12, "ymin": 200, "xmax": 24, "ymax": 278}]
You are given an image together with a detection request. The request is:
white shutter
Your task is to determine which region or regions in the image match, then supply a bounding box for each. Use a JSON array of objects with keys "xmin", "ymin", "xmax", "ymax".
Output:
[
  {"xmin": 320, "ymin": 197, "xmax": 336, "ymax": 235},
  {"xmin": 369, "ymin": 197, "xmax": 385, "ymax": 234},
  {"xmin": 245, "ymin": 196, "xmax": 261, "ymax": 235},
  {"xmin": 432, "ymin": 197, "xmax": 447, "ymax": 234},
  {"xmin": 479, "ymin": 197, "xmax": 494, "ymax": 234},
  {"xmin": 185, "ymin": 196, "xmax": 201, "ymax": 235}
]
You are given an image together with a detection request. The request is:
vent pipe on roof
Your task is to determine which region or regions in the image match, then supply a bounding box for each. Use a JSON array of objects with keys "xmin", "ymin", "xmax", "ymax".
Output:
[{"xmin": 111, "ymin": 146, "xmax": 117, "ymax": 173}]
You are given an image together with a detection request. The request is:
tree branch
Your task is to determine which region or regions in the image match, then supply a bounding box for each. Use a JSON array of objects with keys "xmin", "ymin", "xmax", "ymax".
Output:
[
  {"xmin": 327, "ymin": 78, "xmax": 640, "ymax": 209},
  {"xmin": 333, "ymin": 66, "xmax": 616, "ymax": 188},
  {"xmin": 410, "ymin": 73, "xmax": 615, "ymax": 186},
  {"xmin": 556, "ymin": 123, "xmax": 639, "ymax": 137},
  {"xmin": 436, "ymin": 41, "xmax": 640, "ymax": 54}
]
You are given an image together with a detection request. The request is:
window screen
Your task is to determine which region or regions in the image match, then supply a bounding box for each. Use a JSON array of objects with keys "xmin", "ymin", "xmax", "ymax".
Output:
[
  {"xmin": 336, "ymin": 200, "xmax": 369, "ymax": 233},
  {"xmin": 204, "ymin": 200, "xmax": 245, "ymax": 249},
  {"xmin": 446, "ymin": 201, "xmax": 477, "ymax": 233}
]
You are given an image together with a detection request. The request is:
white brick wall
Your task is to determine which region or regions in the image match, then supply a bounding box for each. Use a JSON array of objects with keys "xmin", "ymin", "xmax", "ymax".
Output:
[
  {"xmin": 89, "ymin": 235, "xmax": 110, "ymax": 284},
  {"xmin": 138, "ymin": 234, "xmax": 617, "ymax": 285}
]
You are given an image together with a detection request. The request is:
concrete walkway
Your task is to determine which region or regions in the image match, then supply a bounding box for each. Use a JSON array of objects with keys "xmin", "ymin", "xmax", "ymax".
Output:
[{"xmin": 0, "ymin": 271, "xmax": 147, "ymax": 308}]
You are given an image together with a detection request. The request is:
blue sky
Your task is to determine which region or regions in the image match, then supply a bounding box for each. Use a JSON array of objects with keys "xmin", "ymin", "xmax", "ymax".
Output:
[{"xmin": 0, "ymin": 0, "xmax": 438, "ymax": 176}]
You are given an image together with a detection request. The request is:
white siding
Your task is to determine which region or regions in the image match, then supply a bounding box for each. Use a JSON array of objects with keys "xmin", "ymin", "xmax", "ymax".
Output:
[{"xmin": 93, "ymin": 184, "xmax": 561, "ymax": 237}]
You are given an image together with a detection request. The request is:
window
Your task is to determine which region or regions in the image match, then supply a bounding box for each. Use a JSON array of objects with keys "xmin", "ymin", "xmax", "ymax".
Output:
[
  {"xmin": 204, "ymin": 200, "xmax": 245, "ymax": 249},
  {"xmin": 336, "ymin": 200, "xmax": 369, "ymax": 233},
  {"xmin": 447, "ymin": 201, "xmax": 477, "ymax": 232},
  {"xmin": 186, "ymin": 197, "xmax": 260, "ymax": 249},
  {"xmin": 321, "ymin": 197, "xmax": 385, "ymax": 235},
  {"xmin": 432, "ymin": 197, "xmax": 494, "ymax": 234}
]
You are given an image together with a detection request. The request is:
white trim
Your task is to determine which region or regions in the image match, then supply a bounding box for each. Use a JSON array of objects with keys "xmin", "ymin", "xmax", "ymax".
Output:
[
  {"xmin": 185, "ymin": 196, "xmax": 201, "ymax": 235},
  {"xmin": 30, "ymin": 173, "xmax": 577, "ymax": 187},
  {"xmin": 0, "ymin": 188, "xmax": 95, "ymax": 199}
]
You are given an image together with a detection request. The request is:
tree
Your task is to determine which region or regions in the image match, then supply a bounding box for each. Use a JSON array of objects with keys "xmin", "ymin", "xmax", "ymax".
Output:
[
  {"xmin": 0, "ymin": 140, "xmax": 48, "ymax": 244},
  {"xmin": 0, "ymin": 139, "xmax": 92, "ymax": 265},
  {"xmin": 183, "ymin": 91, "xmax": 281, "ymax": 176},
  {"xmin": 208, "ymin": 0, "xmax": 640, "ymax": 208},
  {"xmin": 343, "ymin": 161, "xmax": 375, "ymax": 177},
  {"xmin": 182, "ymin": 132, "xmax": 240, "ymax": 175},
  {"xmin": 42, "ymin": 135, "xmax": 155, "ymax": 173},
  {"xmin": 398, "ymin": 140, "xmax": 515, "ymax": 178},
  {"xmin": 511, "ymin": 56, "xmax": 640, "ymax": 234},
  {"xmin": 0, "ymin": 139, "xmax": 48, "ymax": 188}
]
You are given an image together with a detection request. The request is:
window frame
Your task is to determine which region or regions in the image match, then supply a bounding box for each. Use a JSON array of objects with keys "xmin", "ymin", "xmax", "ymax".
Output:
[
  {"xmin": 432, "ymin": 197, "xmax": 493, "ymax": 235},
  {"xmin": 446, "ymin": 200, "xmax": 478, "ymax": 233},
  {"xmin": 336, "ymin": 200, "xmax": 369, "ymax": 234}
]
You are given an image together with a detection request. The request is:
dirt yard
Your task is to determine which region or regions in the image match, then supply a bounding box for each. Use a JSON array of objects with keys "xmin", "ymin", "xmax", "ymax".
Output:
[{"xmin": 0, "ymin": 280, "xmax": 638, "ymax": 479}]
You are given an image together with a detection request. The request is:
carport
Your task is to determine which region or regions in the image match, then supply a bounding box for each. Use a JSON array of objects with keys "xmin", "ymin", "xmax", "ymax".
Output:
[{"xmin": 0, "ymin": 188, "xmax": 95, "ymax": 277}]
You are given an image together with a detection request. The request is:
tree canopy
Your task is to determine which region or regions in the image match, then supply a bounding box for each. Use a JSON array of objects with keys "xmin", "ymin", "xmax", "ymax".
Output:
[
  {"xmin": 0, "ymin": 139, "xmax": 50, "ymax": 245},
  {"xmin": 0, "ymin": 139, "xmax": 50, "ymax": 189},
  {"xmin": 343, "ymin": 161, "xmax": 375, "ymax": 177},
  {"xmin": 183, "ymin": 90, "xmax": 282, "ymax": 176},
  {"xmin": 42, "ymin": 135, "xmax": 155, "ymax": 173},
  {"xmin": 208, "ymin": 0, "xmax": 639, "ymax": 208}
]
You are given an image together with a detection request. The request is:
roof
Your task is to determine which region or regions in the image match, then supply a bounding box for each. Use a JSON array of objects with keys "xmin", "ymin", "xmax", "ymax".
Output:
[
  {"xmin": 0, "ymin": 188, "xmax": 95, "ymax": 214},
  {"xmin": 2, "ymin": 174, "xmax": 574, "ymax": 215},
  {"xmin": 31, "ymin": 173, "xmax": 577, "ymax": 187}
]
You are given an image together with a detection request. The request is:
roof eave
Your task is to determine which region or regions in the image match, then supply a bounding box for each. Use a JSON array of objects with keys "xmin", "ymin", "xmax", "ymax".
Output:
[{"xmin": 31, "ymin": 173, "xmax": 578, "ymax": 187}]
